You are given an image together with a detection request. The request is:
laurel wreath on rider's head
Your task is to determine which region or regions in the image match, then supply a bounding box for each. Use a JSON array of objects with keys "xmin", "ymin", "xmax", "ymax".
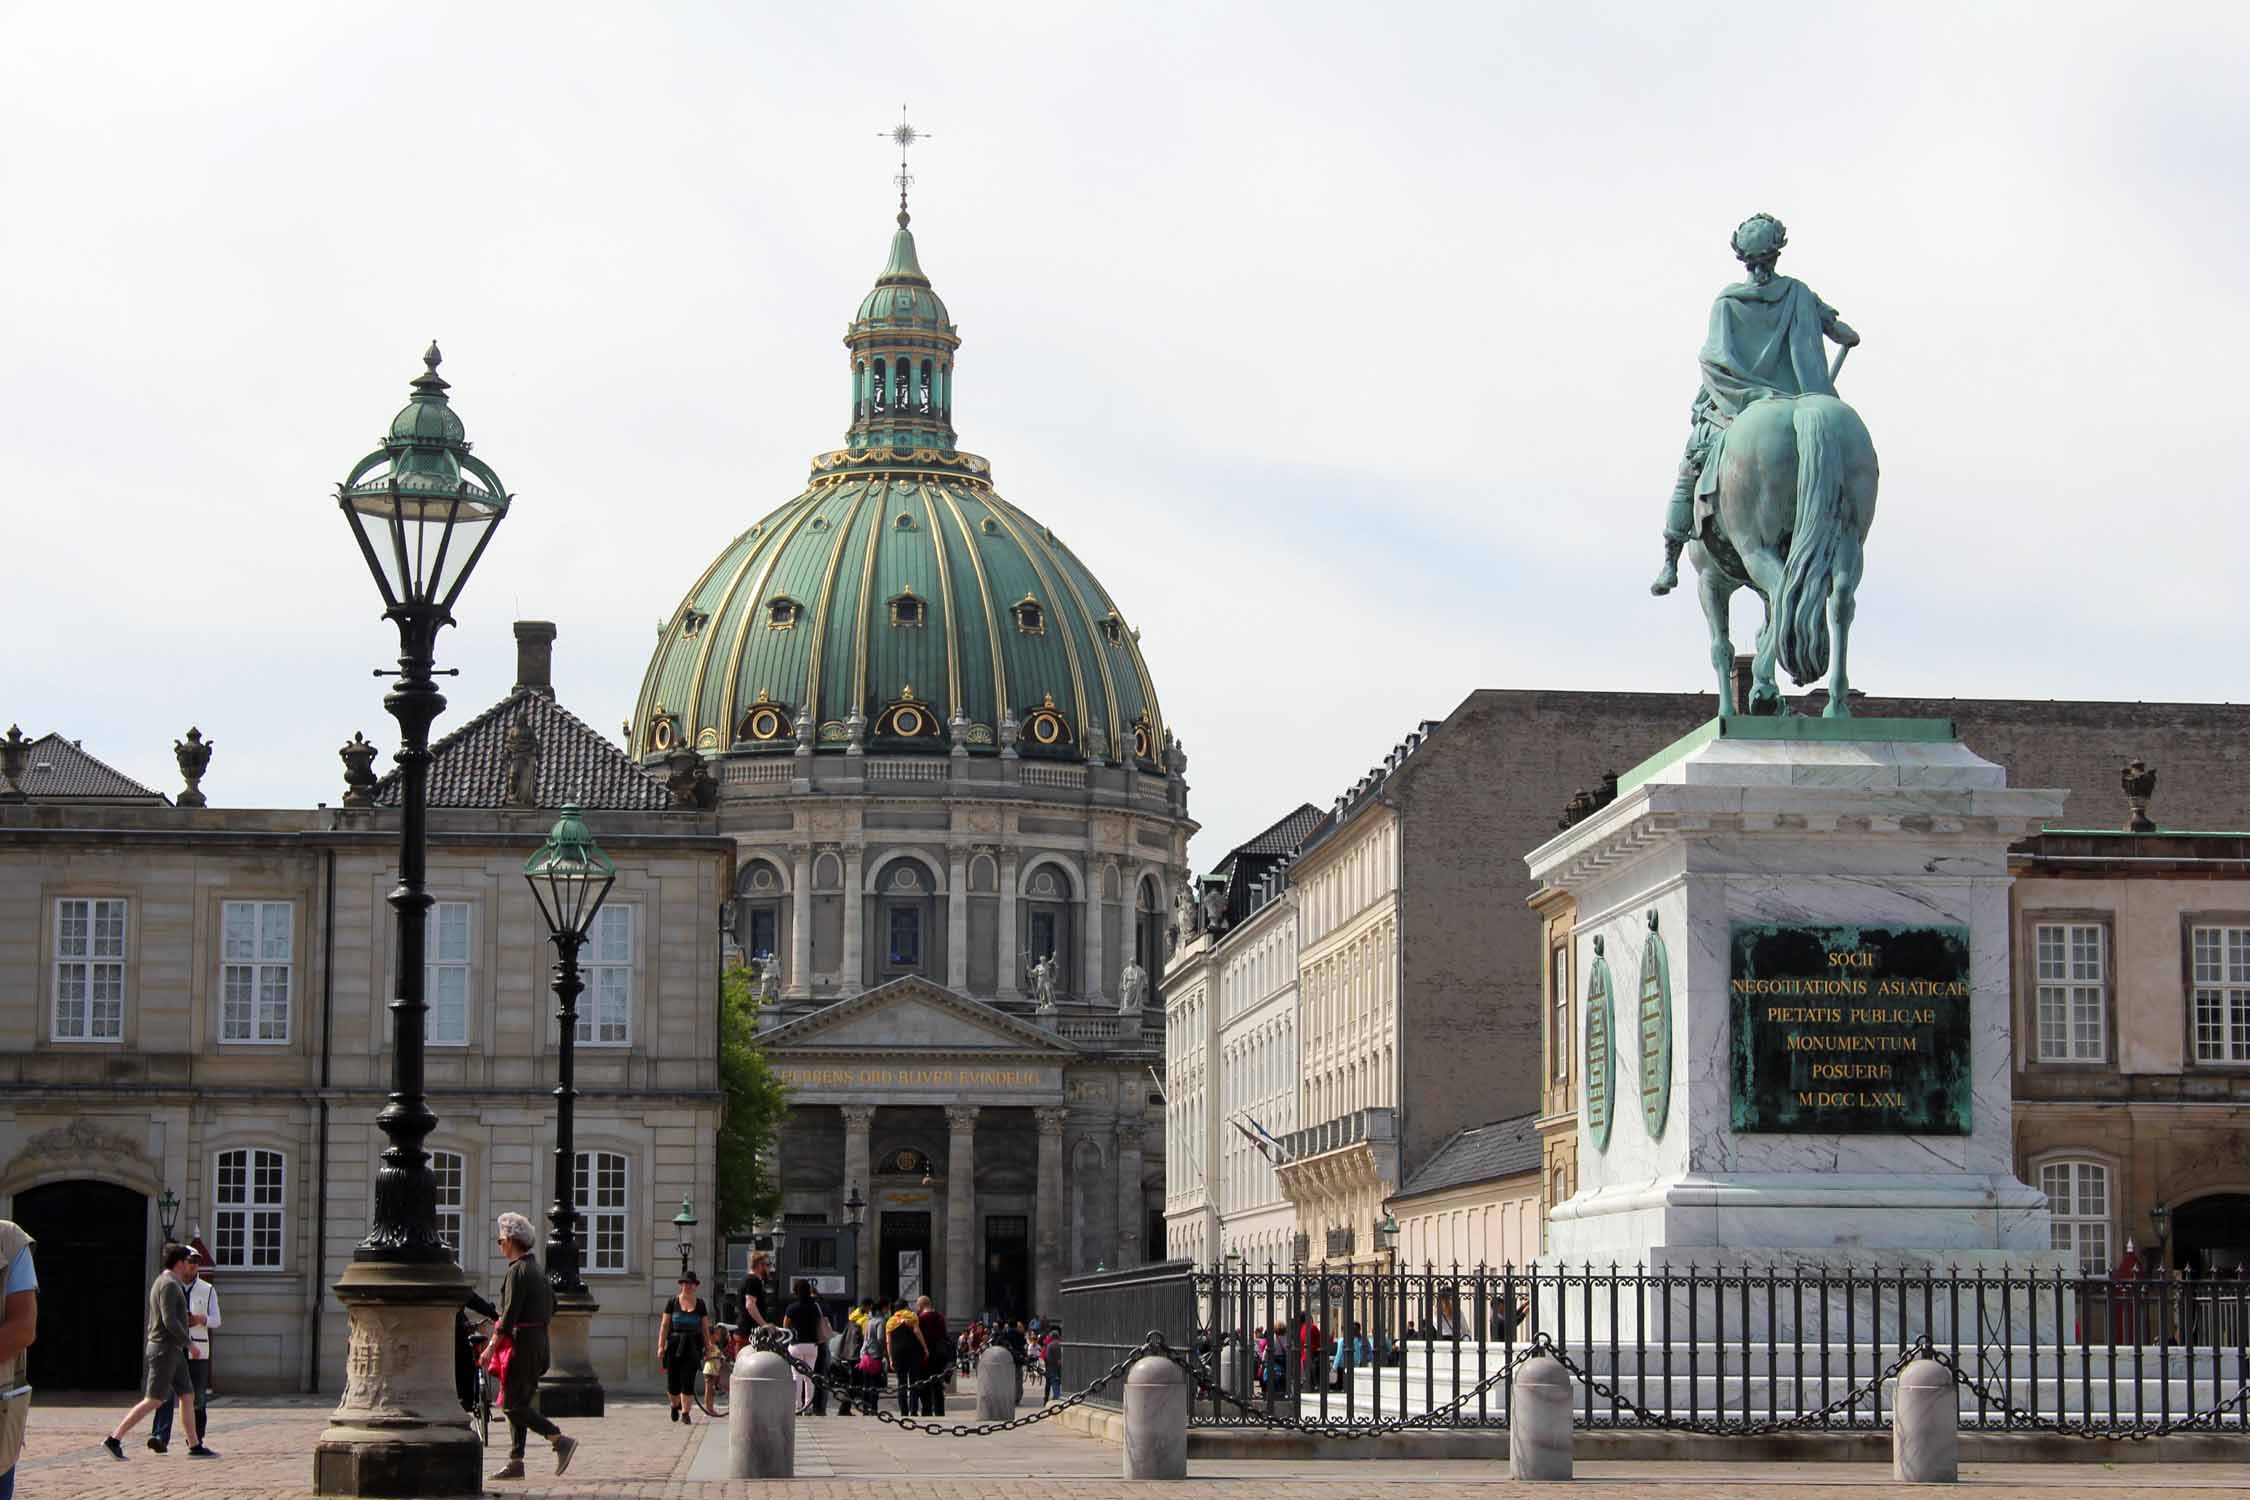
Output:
[{"xmin": 1731, "ymin": 212, "xmax": 1788, "ymax": 262}]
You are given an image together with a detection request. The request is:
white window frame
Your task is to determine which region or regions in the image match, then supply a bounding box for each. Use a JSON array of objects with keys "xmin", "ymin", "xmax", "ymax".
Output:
[
  {"xmin": 2190, "ymin": 924, "xmax": 2250, "ymax": 1065},
  {"xmin": 427, "ymin": 901, "xmax": 472, "ymax": 1047},
  {"xmin": 2032, "ymin": 921, "xmax": 2105, "ymax": 1062},
  {"xmin": 53, "ymin": 897, "xmax": 128, "ymax": 1042},
  {"xmin": 578, "ymin": 904, "xmax": 634, "ymax": 1047},
  {"xmin": 221, "ymin": 900, "xmax": 294, "ymax": 1044},
  {"xmin": 2039, "ymin": 1159, "xmax": 2111, "ymax": 1273},
  {"xmin": 431, "ymin": 1148, "xmax": 467, "ymax": 1253},
  {"xmin": 1550, "ymin": 943, "xmax": 1570, "ymax": 1084},
  {"xmin": 213, "ymin": 1147, "xmax": 287, "ymax": 1270},
  {"xmin": 573, "ymin": 1149, "xmax": 629, "ymax": 1274}
]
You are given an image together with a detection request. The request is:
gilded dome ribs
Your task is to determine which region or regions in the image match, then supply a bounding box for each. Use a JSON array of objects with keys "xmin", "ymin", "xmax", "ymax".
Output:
[
  {"xmin": 715, "ymin": 488, "xmax": 828, "ymax": 743},
  {"xmin": 978, "ymin": 496, "xmax": 1090, "ymax": 750},
  {"xmin": 916, "ymin": 480, "xmax": 963, "ymax": 716},
  {"xmin": 804, "ymin": 482, "xmax": 873, "ymax": 729}
]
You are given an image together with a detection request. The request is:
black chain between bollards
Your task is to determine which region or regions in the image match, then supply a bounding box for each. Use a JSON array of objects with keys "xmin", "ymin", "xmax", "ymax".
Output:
[
  {"xmin": 760, "ymin": 1330, "xmax": 1178, "ymax": 1437},
  {"xmin": 1907, "ymin": 1340, "xmax": 2250, "ymax": 1441},
  {"xmin": 1182, "ymin": 1334, "xmax": 1554, "ymax": 1437},
  {"xmin": 1536, "ymin": 1336, "xmax": 1927, "ymax": 1436}
]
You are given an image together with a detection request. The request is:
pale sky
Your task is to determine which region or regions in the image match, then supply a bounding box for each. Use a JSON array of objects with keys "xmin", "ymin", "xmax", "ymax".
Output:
[{"xmin": 4, "ymin": 3, "xmax": 2245, "ymax": 864}]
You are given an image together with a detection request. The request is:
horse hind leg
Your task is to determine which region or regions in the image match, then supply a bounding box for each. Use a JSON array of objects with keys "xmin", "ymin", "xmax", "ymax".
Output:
[
  {"xmin": 1740, "ymin": 551, "xmax": 1788, "ymax": 715},
  {"xmin": 1693, "ymin": 548, "xmax": 1739, "ymax": 715},
  {"xmin": 1821, "ymin": 536, "xmax": 1864, "ymax": 719}
]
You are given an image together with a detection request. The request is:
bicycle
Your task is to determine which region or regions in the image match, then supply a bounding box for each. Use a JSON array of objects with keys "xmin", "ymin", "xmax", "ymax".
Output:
[{"xmin": 466, "ymin": 1326, "xmax": 496, "ymax": 1446}]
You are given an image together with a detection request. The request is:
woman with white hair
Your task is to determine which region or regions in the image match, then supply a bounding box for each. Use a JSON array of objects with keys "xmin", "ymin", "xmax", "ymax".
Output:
[{"xmin": 485, "ymin": 1213, "xmax": 578, "ymax": 1482}]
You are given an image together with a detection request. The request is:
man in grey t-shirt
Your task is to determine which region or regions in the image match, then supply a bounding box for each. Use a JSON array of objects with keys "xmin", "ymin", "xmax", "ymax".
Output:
[{"xmin": 101, "ymin": 1244, "xmax": 214, "ymax": 1461}]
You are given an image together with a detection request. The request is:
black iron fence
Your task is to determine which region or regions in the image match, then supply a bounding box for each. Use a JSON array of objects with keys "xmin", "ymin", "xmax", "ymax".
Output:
[{"xmin": 1070, "ymin": 1260, "xmax": 2250, "ymax": 1432}]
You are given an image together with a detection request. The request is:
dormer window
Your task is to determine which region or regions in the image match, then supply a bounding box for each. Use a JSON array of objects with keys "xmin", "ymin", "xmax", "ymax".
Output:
[
  {"xmin": 890, "ymin": 589, "xmax": 926, "ymax": 629},
  {"xmin": 1100, "ymin": 611, "xmax": 1125, "ymax": 646},
  {"xmin": 739, "ymin": 692, "xmax": 793, "ymax": 743},
  {"xmin": 681, "ymin": 608, "xmax": 710, "ymax": 639},
  {"xmin": 894, "ymin": 512, "xmax": 918, "ymax": 531},
  {"xmin": 767, "ymin": 596, "xmax": 802, "ymax": 631},
  {"xmin": 1013, "ymin": 596, "xmax": 1045, "ymax": 635}
]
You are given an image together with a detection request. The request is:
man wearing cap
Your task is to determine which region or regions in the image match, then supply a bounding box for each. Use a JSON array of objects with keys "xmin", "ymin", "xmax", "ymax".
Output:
[
  {"xmin": 102, "ymin": 1244, "xmax": 213, "ymax": 1461},
  {"xmin": 149, "ymin": 1245, "xmax": 220, "ymax": 1452}
]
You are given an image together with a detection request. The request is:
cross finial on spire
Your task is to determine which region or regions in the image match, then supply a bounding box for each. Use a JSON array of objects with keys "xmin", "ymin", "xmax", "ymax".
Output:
[{"xmin": 880, "ymin": 103, "xmax": 928, "ymax": 226}]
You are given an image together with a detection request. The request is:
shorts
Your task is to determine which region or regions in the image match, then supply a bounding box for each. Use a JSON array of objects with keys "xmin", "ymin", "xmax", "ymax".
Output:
[{"xmin": 142, "ymin": 1344, "xmax": 192, "ymax": 1402}]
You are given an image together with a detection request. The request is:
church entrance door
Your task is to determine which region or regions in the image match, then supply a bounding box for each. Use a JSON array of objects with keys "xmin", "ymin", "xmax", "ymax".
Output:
[
  {"xmin": 983, "ymin": 1214, "xmax": 1028, "ymax": 1320},
  {"xmin": 879, "ymin": 1210, "xmax": 932, "ymax": 1304},
  {"xmin": 14, "ymin": 1179, "xmax": 146, "ymax": 1389}
]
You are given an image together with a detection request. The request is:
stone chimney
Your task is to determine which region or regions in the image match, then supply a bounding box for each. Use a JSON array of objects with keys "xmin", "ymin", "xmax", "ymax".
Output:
[{"xmin": 513, "ymin": 621, "xmax": 557, "ymax": 697}]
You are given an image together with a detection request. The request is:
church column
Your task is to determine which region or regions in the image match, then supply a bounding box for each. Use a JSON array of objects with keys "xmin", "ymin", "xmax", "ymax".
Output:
[
  {"xmin": 842, "ymin": 1105, "xmax": 875, "ymax": 1298},
  {"xmin": 997, "ymin": 851, "xmax": 1020, "ymax": 1002},
  {"xmin": 1034, "ymin": 1106, "xmax": 1066, "ymax": 1316},
  {"xmin": 787, "ymin": 844, "xmax": 813, "ymax": 1000},
  {"xmin": 1082, "ymin": 871, "xmax": 1105, "ymax": 1002},
  {"xmin": 1115, "ymin": 1120, "xmax": 1143, "ymax": 1269},
  {"xmin": 841, "ymin": 847, "xmax": 865, "ymax": 995},
  {"xmin": 944, "ymin": 1105, "xmax": 978, "ymax": 1319},
  {"xmin": 946, "ymin": 846, "xmax": 969, "ymax": 992}
]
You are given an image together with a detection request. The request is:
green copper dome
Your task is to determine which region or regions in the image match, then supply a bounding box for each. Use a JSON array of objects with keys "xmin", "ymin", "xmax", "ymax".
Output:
[{"xmin": 628, "ymin": 210, "xmax": 1168, "ymax": 771}]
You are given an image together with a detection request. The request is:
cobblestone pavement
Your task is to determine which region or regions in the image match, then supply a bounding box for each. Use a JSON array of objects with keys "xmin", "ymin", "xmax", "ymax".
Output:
[{"xmin": 14, "ymin": 1393, "xmax": 2250, "ymax": 1497}]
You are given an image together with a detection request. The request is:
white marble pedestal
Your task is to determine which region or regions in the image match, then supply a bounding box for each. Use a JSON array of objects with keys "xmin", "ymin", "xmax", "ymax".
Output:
[{"xmin": 1527, "ymin": 718, "xmax": 2066, "ymax": 1280}]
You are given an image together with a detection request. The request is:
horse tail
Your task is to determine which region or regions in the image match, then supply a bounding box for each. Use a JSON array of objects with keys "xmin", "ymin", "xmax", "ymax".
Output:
[{"xmin": 1775, "ymin": 399, "xmax": 1851, "ymax": 685}]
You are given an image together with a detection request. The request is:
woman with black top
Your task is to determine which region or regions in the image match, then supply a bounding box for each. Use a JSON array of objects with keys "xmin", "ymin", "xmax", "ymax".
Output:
[
  {"xmin": 655, "ymin": 1273, "xmax": 711, "ymax": 1424},
  {"xmin": 781, "ymin": 1279, "xmax": 828, "ymax": 1413}
]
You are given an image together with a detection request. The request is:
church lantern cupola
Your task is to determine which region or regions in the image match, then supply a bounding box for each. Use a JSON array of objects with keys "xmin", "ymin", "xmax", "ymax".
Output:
[{"xmin": 846, "ymin": 115, "xmax": 959, "ymax": 457}]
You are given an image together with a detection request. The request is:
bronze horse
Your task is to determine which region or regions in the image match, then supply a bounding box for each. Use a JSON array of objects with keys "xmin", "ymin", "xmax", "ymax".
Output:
[{"xmin": 1686, "ymin": 393, "xmax": 1879, "ymax": 716}]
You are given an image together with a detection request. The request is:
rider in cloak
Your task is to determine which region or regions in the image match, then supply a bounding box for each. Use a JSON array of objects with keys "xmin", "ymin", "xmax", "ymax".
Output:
[{"xmin": 1650, "ymin": 213, "xmax": 1860, "ymax": 596}]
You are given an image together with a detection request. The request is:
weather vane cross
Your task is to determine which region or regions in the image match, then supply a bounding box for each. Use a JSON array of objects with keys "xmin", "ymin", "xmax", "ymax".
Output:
[{"xmin": 880, "ymin": 103, "xmax": 928, "ymax": 223}]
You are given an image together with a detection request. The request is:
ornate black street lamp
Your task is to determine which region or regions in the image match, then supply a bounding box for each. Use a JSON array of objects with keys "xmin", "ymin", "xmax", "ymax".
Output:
[
  {"xmin": 339, "ymin": 343, "xmax": 512, "ymax": 1262},
  {"xmin": 843, "ymin": 1185, "xmax": 866, "ymax": 1304},
  {"xmin": 315, "ymin": 344, "xmax": 510, "ymax": 1499},
  {"xmin": 157, "ymin": 1187, "xmax": 180, "ymax": 1242},
  {"xmin": 673, "ymin": 1197, "xmax": 699, "ymax": 1284},
  {"xmin": 524, "ymin": 804, "xmax": 617, "ymax": 1294}
]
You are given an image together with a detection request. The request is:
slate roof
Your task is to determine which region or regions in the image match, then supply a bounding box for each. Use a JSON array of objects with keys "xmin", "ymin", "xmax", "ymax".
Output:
[
  {"xmin": 1393, "ymin": 1113, "xmax": 1541, "ymax": 1201},
  {"xmin": 1232, "ymin": 803, "xmax": 1325, "ymax": 860},
  {"xmin": 374, "ymin": 688, "xmax": 673, "ymax": 811},
  {"xmin": 11, "ymin": 733, "xmax": 167, "ymax": 803}
]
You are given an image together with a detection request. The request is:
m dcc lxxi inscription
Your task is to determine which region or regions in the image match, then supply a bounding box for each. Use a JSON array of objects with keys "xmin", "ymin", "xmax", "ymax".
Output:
[{"xmin": 1729, "ymin": 923, "xmax": 1972, "ymax": 1134}]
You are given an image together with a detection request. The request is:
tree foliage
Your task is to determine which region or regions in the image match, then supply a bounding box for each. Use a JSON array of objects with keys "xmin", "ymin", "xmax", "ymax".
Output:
[{"xmin": 716, "ymin": 964, "xmax": 790, "ymax": 1236}]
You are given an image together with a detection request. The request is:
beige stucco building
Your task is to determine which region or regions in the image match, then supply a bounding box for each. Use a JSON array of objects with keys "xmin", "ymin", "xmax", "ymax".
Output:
[
  {"xmin": 0, "ymin": 631, "xmax": 732, "ymax": 1394},
  {"xmin": 2010, "ymin": 794, "xmax": 2250, "ymax": 1276}
]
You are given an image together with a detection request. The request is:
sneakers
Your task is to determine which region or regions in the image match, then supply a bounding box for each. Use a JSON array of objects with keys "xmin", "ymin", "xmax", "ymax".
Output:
[
  {"xmin": 104, "ymin": 1436, "xmax": 127, "ymax": 1461},
  {"xmin": 553, "ymin": 1434, "xmax": 578, "ymax": 1475},
  {"xmin": 490, "ymin": 1460, "xmax": 526, "ymax": 1481},
  {"xmin": 187, "ymin": 1445, "xmax": 219, "ymax": 1458}
]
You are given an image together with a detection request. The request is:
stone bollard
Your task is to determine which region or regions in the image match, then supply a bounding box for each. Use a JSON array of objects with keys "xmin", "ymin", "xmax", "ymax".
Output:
[
  {"xmin": 1121, "ymin": 1352, "xmax": 1189, "ymax": 1481},
  {"xmin": 975, "ymin": 1343, "xmax": 1021, "ymax": 1421},
  {"xmin": 1892, "ymin": 1357, "xmax": 1959, "ymax": 1483},
  {"xmin": 1509, "ymin": 1353, "xmax": 1573, "ymax": 1481},
  {"xmin": 727, "ymin": 1348, "xmax": 795, "ymax": 1480}
]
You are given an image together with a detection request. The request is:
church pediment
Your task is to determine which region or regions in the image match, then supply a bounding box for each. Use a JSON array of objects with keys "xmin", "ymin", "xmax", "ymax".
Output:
[{"xmin": 763, "ymin": 976, "xmax": 1078, "ymax": 1059}]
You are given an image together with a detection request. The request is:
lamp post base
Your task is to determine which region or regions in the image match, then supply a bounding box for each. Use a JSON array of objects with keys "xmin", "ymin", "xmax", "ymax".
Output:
[
  {"xmin": 538, "ymin": 1290, "xmax": 606, "ymax": 1417},
  {"xmin": 313, "ymin": 1259, "xmax": 481, "ymax": 1498}
]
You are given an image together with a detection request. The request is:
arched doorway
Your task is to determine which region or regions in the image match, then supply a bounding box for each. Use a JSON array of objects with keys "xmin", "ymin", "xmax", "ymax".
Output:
[
  {"xmin": 13, "ymin": 1179, "xmax": 147, "ymax": 1389},
  {"xmin": 2170, "ymin": 1193, "xmax": 2250, "ymax": 1276}
]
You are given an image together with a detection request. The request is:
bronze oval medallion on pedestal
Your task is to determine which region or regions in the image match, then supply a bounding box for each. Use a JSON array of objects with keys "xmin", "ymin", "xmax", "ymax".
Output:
[
  {"xmin": 1585, "ymin": 936, "xmax": 1615, "ymax": 1152},
  {"xmin": 1639, "ymin": 911, "xmax": 1672, "ymax": 1139}
]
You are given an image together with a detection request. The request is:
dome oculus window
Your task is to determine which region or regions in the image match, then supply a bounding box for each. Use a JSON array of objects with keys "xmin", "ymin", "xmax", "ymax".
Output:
[
  {"xmin": 739, "ymin": 692, "xmax": 793, "ymax": 744},
  {"xmin": 1131, "ymin": 714, "xmax": 1155, "ymax": 763},
  {"xmin": 889, "ymin": 588, "xmax": 927, "ymax": 629},
  {"xmin": 1021, "ymin": 693, "xmax": 1073, "ymax": 749},
  {"xmin": 767, "ymin": 596, "xmax": 802, "ymax": 631},
  {"xmin": 1013, "ymin": 595, "xmax": 1046, "ymax": 635},
  {"xmin": 875, "ymin": 687, "xmax": 943, "ymax": 741}
]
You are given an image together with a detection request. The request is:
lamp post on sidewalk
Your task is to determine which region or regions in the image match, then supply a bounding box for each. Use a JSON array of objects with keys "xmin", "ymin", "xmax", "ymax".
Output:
[
  {"xmin": 523, "ymin": 804, "xmax": 618, "ymax": 1416},
  {"xmin": 315, "ymin": 344, "xmax": 512, "ymax": 1498}
]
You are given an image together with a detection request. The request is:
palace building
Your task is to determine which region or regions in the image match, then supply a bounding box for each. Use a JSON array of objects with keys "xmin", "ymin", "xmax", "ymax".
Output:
[{"xmin": 626, "ymin": 192, "xmax": 1191, "ymax": 1320}]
